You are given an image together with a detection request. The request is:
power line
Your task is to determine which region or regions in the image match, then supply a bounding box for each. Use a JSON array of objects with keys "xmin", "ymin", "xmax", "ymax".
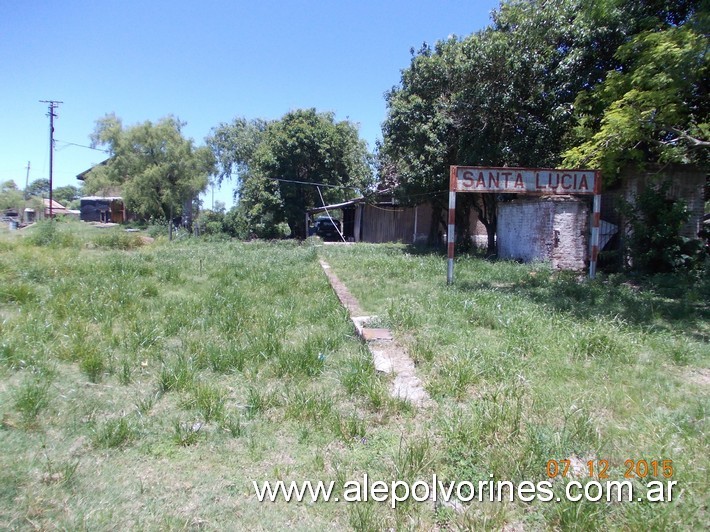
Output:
[
  {"xmin": 266, "ymin": 176, "xmax": 361, "ymax": 190},
  {"xmin": 55, "ymin": 140, "xmax": 110, "ymax": 153}
]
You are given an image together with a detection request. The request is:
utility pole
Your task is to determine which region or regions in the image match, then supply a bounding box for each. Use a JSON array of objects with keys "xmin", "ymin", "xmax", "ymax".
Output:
[
  {"xmin": 25, "ymin": 161, "xmax": 31, "ymax": 190},
  {"xmin": 40, "ymin": 100, "xmax": 62, "ymax": 218}
]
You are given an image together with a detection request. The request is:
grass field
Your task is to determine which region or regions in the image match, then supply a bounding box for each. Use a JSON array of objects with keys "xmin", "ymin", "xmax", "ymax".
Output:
[{"xmin": 0, "ymin": 220, "xmax": 707, "ymax": 530}]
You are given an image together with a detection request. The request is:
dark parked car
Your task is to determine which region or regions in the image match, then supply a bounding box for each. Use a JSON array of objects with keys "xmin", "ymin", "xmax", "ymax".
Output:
[{"xmin": 315, "ymin": 217, "xmax": 341, "ymax": 241}]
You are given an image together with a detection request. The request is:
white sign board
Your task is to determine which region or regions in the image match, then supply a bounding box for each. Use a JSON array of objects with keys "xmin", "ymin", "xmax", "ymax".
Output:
[
  {"xmin": 454, "ymin": 166, "xmax": 598, "ymax": 195},
  {"xmin": 447, "ymin": 165, "xmax": 602, "ymax": 284}
]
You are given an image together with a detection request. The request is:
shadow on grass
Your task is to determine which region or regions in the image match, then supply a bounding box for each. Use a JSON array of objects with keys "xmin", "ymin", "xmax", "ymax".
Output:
[{"xmin": 458, "ymin": 270, "xmax": 710, "ymax": 340}]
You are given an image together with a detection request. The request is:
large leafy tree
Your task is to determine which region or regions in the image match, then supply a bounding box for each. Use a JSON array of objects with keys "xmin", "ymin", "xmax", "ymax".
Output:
[
  {"xmin": 379, "ymin": 0, "xmax": 706, "ymax": 252},
  {"xmin": 0, "ymin": 180, "xmax": 24, "ymax": 212},
  {"xmin": 207, "ymin": 109, "xmax": 372, "ymax": 238},
  {"xmin": 25, "ymin": 178, "xmax": 50, "ymax": 199},
  {"xmin": 53, "ymin": 185, "xmax": 82, "ymax": 207},
  {"xmin": 563, "ymin": 4, "xmax": 709, "ymax": 179},
  {"xmin": 85, "ymin": 114, "xmax": 215, "ymax": 221},
  {"xmin": 209, "ymin": 117, "xmax": 268, "ymax": 186},
  {"xmin": 380, "ymin": 0, "xmax": 624, "ymax": 251}
]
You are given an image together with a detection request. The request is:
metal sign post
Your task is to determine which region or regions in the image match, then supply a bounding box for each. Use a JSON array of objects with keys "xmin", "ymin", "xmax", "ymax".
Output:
[
  {"xmin": 447, "ymin": 166, "xmax": 601, "ymax": 284},
  {"xmin": 447, "ymin": 166, "xmax": 457, "ymax": 284}
]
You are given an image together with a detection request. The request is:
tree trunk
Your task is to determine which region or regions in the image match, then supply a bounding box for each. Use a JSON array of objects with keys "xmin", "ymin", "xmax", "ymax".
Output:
[
  {"xmin": 428, "ymin": 200, "xmax": 445, "ymax": 246},
  {"xmin": 169, "ymin": 205, "xmax": 174, "ymax": 241},
  {"xmin": 473, "ymin": 194, "xmax": 497, "ymax": 257}
]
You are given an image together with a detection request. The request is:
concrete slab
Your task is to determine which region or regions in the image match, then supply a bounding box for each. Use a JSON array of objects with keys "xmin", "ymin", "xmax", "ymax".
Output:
[
  {"xmin": 319, "ymin": 259, "xmax": 430, "ymax": 408},
  {"xmin": 361, "ymin": 328, "xmax": 393, "ymax": 341}
]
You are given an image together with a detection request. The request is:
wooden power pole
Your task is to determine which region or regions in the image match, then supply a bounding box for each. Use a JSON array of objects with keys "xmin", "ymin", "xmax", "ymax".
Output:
[{"xmin": 40, "ymin": 100, "xmax": 62, "ymax": 217}]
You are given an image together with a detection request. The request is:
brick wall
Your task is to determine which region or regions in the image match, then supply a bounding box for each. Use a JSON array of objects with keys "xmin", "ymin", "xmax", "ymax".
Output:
[{"xmin": 498, "ymin": 196, "xmax": 589, "ymax": 270}]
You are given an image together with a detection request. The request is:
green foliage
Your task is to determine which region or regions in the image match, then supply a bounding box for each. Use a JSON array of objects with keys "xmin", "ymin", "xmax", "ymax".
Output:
[
  {"xmin": 208, "ymin": 109, "xmax": 372, "ymax": 239},
  {"xmin": 208, "ymin": 117, "xmax": 268, "ymax": 185},
  {"xmin": 24, "ymin": 178, "xmax": 49, "ymax": 199},
  {"xmin": 85, "ymin": 114, "xmax": 215, "ymax": 220},
  {"xmin": 621, "ymin": 181, "xmax": 707, "ymax": 272},
  {"xmin": 195, "ymin": 209, "xmax": 226, "ymax": 236},
  {"xmin": 79, "ymin": 349, "xmax": 105, "ymax": 383},
  {"xmin": 0, "ymin": 180, "xmax": 24, "ymax": 211},
  {"xmin": 381, "ymin": 0, "xmax": 708, "ymax": 249},
  {"xmin": 91, "ymin": 230, "xmax": 144, "ymax": 250},
  {"xmin": 25, "ymin": 219, "xmax": 78, "ymax": 248},
  {"xmin": 13, "ymin": 377, "xmax": 51, "ymax": 424},
  {"xmin": 52, "ymin": 185, "xmax": 82, "ymax": 206},
  {"xmin": 563, "ymin": 6, "xmax": 709, "ymax": 180},
  {"xmin": 379, "ymin": 0, "xmax": 630, "ymax": 248},
  {"xmin": 182, "ymin": 382, "xmax": 226, "ymax": 422},
  {"xmin": 92, "ymin": 417, "xmax": 136, "ymax": 449},
  {"xmin": 172, "ymin": 419, "xmax": 203, "ymax": 446}
]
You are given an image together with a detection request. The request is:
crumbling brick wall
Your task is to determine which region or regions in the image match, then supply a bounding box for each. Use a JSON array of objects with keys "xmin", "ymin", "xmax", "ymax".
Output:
[{"xmin": 498, "ymin": 196, "xmax": 589, "ymax": 270}]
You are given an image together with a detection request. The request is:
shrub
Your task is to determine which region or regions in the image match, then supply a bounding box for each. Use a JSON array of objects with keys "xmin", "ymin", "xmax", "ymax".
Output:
[
  {"xmin": 26, "ymin": 220, "xmax": 77, "ymax": 248},
  {"xmin": 621, "ymin": 181, "xmax": 707, "ymax": 273},
  {"xmin": 92, "ymin": 231, "xmax": 143, "ymax": 250}
]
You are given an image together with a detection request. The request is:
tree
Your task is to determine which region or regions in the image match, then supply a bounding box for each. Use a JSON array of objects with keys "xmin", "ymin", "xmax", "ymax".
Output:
[
  {"xmin": 0, "ymin": 180, "xmax": 24, "ymax": 212},
  {"xmin": 380, "ymin": 0, "xmax": 625, "ymax": 252},
  {"xmin": 207, "ymin": 109, "xmax": 372, "ymax": 238},
  {"xmin": 379, "ymin": 0, "xmax": 706, "ymax": 253},
  {"xmin": 85, "ymin": 114, "xmax": 215, "ymax": 222},
  {"xmin": 53, "ymin": 185, "xmax": 82, "ymax": 207},
  {"xmin": 25, "ymin": 178, "xmax": 50, "ymax": 199},
  {"xmin": 621, "ymin": 181, "xmax": 706, "ymax": 272},
  {"xmin": 208, "ymin": 117, "xmax": 269, "ymax": 187},
  {"xmin": 563, "ymin": 7, "xmax": 709, "ymax": 180}
]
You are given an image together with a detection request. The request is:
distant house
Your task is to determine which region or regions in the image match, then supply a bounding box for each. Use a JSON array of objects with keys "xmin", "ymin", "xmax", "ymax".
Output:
[
  {"xmin": 79, "ymin": 196, "xmax": 129, "ymax": 223},
  {"xmin": 307, "ymin": 192, "xmax": 486, "ymax": 245},
  {"xmin": 76, "ymin": 160, "xmax": 132, "ymax": 223},
  {"xmin": 76, "ymin": 159, "xmax": 110, "ymax": 182},
  {"xmin": 44, "ymin": 198, "xmax": 78, "ymax": 218}
]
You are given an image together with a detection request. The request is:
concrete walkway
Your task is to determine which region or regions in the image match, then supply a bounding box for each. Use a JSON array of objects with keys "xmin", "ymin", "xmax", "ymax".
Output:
[{"xmin": 319, "ymin": 260, "xmax": 430, "ymax": 407}]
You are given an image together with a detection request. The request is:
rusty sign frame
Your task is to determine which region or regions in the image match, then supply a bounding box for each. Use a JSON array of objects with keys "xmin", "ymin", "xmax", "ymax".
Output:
[{"xmin": 447, "ymin": 166, "xmax": 602, "ymax": 284}]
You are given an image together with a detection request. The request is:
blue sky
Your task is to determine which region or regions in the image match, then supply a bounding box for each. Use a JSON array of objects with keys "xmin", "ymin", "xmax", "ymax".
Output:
[{"xmin": 1, "ymin": 0, "xmax": 500, "ymax": 209}]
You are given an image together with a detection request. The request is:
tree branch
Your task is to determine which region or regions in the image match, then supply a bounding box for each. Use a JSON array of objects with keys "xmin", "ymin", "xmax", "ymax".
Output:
[{"xmin": 671, "ymin": 127, "xmax": 710, "ymax": 148}]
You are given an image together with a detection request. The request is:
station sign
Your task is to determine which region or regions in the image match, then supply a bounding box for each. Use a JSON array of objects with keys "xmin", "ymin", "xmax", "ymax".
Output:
[{"xmin": 453, "ymin": 166, "xmax": 599, "ymax": 195}]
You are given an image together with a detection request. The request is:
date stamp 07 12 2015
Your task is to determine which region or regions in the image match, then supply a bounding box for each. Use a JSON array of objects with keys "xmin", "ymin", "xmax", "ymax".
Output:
[{"xmin": 546, "ymin": 459, "xmax": 674, "ymax": 480}]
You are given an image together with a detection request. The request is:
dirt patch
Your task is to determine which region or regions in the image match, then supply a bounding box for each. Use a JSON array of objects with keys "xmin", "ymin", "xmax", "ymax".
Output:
[{"xmin": 685, "ymin": 367, "xmax": 710, "ymax": 390}]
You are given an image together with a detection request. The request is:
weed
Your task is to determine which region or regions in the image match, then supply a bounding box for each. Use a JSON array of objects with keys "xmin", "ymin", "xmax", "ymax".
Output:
[
  {"xmin": 206, "ymin": 343, "xmax": 249, "ymax": 373},
  {"xmin": 79, "ymin": 349, "xmax": 105, "ymax": 383},
  {"xmin": 349, "ymin": 503, "xmax": 385, "ymax": 532},
  {"xmin": 40, "ymin": 454, "xmax": 80, "ymax": 487},
  {"xmin": 332, "ymin": 412, "xmax": 366, "ymax": 442},
  {"xmin": 572, "ymin": 321, "xmax": 632, "ymax": 363},
  {"xmin": 245, "ymin": 386, "xmax": 277, "ymax": 419},
  {"xmin": 220, "ymin": 413, "xmax": 244, "ymax": 437},
  {"xmin": 284, "ymin": 388, "xmax": 334, "ymax": 424},
  {"xmin": 92, "ymin": 416, "xmax": 136, "ymax": 449},
  {"xmin": 118, "ymin": 357, "xmax": 132, "ymax": 385},
  {"xmin": 182, "ymin": 382, "xmax": 226, "ymax": 422},
  {"xmin": 13, "ymin": 377, "xmax": 51, "ymax": 424},
  {"xmin": 157, "ymin": 356, "xmax": 196, "ymax": 393},
  {"xmin": 92, "ymin": 231, "xmax": 143, "ymax": 250},
  {"xmin": 0, "ymin": 282, "xmax": 37, "ymax": 304},
  {"xmin": 172, "ymin": 419, "xmax": 203, "ymax": 447},
  {"xmin": 135, "ymin": 393, "xmax": 158, "ymax": 417},
  {"xmin": 340, "ymin": 349, "xmax": 376, "ymax": 395},
  {"xmin": 26, "ymin": 220, "xmax": 77, "ymax": 248},
  {"xmin": 393, "ymin": 434, "xmax": 434, "ymax": 484},
  {"xmin": 274, "ymin": 335, "xmax": 327, "ymax": 377}
]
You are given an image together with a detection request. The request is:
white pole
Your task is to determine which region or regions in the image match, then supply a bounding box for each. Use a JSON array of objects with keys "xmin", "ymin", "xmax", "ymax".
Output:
[{"xmin": 447, "ymin": 167, "xmax": 457, "ymax": 284}]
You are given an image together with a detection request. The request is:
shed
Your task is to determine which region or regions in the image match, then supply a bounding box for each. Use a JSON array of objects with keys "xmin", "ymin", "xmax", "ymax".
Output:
[{"xmin": 79, "ymin": 196, "xmax": 128, "ymax": 223}]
